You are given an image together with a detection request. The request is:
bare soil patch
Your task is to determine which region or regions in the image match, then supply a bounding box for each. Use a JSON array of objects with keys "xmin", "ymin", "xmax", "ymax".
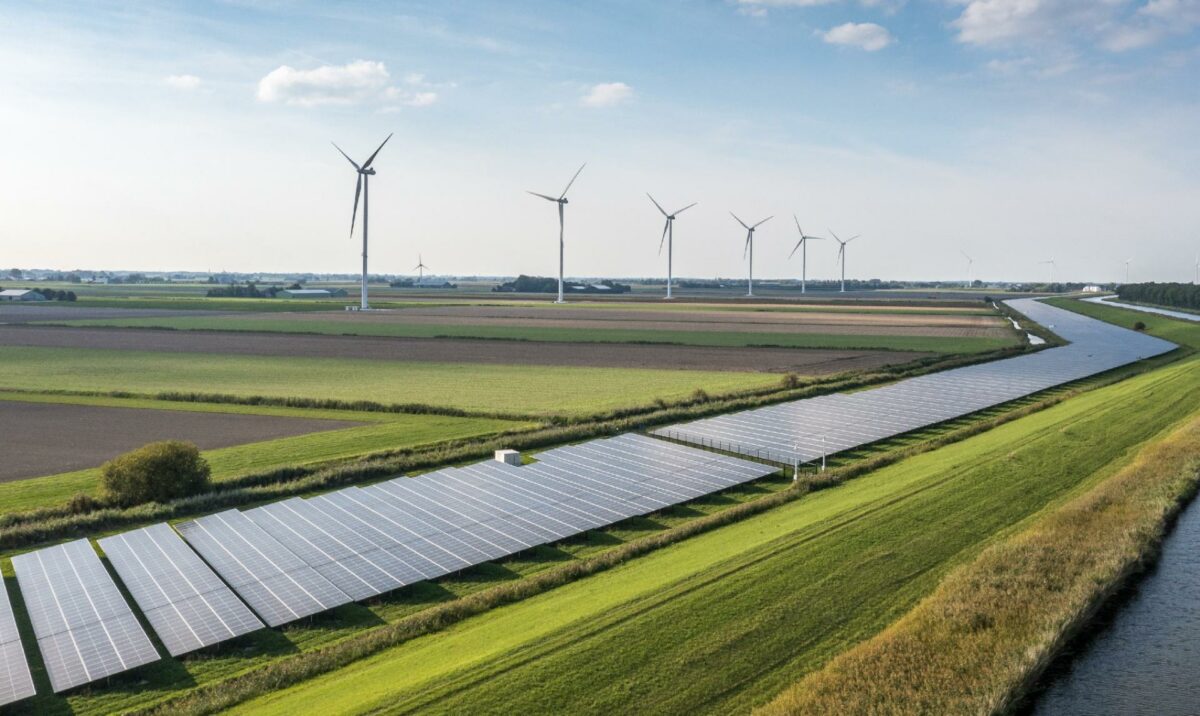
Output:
[
  {"xmin": 0, "ymin": 304, "xmax": 228, "ymax": 324},
  {"xmin": 0, "ymin": 326, "xmax": 932, "ymax": 374},
  {"xmin": 0, "ymin": 400, "xmax": 359, "ymax": 483}
]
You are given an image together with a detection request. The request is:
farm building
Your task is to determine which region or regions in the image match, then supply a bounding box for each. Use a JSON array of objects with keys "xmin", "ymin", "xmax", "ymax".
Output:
[
  {"xmin": 277, "ymin": 288, "xmax": 347, "ymax": 299},
  {"xmin": 0, "ymin": 289, "xmax": 48, "ymax": 302}
]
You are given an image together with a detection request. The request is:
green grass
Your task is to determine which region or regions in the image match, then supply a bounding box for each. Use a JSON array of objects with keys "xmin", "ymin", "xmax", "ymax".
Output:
[
  {"xmin": 225, "ymin": 355, "xmax": 1200, "ymax": 716},
  {"xmin": 0, "ymin": 393, "xmax": 529, "ymax": 515},
  {"xmin": 43, "ymin": 314, "xmax": 1015, "ymax": 353},
  {"xmin": 0, "ymin": 346, "xmax": 782, "ymax": 416}
]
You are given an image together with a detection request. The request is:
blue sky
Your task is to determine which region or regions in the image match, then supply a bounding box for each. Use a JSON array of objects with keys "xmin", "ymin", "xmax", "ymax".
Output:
[{"xmin": 1, "ymin": 0, "xmax": 1198, "ymax": 282}]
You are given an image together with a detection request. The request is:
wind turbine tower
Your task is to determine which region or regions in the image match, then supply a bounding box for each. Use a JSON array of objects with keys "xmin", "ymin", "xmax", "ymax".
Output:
[
  {"xmin": 1039, "ymin": 258, "xmax": 1056, "ymax": 284},
  {"xmin": 789, "ymin": 217, "xmax": 824, "ymax": 294},
  {"xmin": 647, "ymin": 194, "xmax": 697, "ymax": 299},
  {"xmin": 413, "ymin": 255, "xmax": 430, "ymax": 282},
  {"xmin": 527, "ymin": 163, "xmax": 586, "ymax": 304},
  {"xmin": 962, "ymin": 250, "xmax": 974, "ymax": 288},
  {"xmin": 332, "ymin": 133, "xmax": 392, "ymax": 310},
  {"xmin": 831, "ymin": 230, "xmax": 860, "ymax": 293},
  {"xmin": 1123, "ymin": 257, "xmax": 1132, "ymax": 284},
  {"xmin": 731, "ymin": 213, "xmax": 772, "ymax": 297}
]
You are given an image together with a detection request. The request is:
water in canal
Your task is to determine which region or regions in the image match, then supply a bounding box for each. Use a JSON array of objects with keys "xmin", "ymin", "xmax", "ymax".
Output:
[{"xmin": 1029, "ymin": 493, "xmax": 1200, "ymax": 715}]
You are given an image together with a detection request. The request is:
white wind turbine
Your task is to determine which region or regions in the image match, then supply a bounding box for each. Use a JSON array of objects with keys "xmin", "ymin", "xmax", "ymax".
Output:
[
  {"xmin": 831, "ymin": 230, "xmax": 860, "ymax": 293},
  {"xmin": 527, "ymin": 163, "xmax": 586, "ymax": 304},
  {"xmin": 1122, "ymin": 257, "xmax": 1132, "ymax": 284},
  {"xmin": 647, "ymin": 194, "xmax": 697, "ymax": 300},
  {"xmin": 1194, "ymin": 253, "xmax": 1199, "ymax": 284},
  {"xmin": 789, "ymin": 217, "xmax": 824, "ymax": 294},
  {"xmin": 731, "ymin": 213, "xmax": 772, "ymax": 297},
  {"xmin": 413, "ymin": 254, "xmax": 430, "ymax": 282},
  {"xmin": 1039, "ymin": 258, "xmax": 1056, "ymax": 284},
  {"xmin": 332, "ymin": 133, "xmax": 393, "ymax": 310},
  {"xmin": 962, "ymin": 250, "xmax": 974, "ymax": 288}
]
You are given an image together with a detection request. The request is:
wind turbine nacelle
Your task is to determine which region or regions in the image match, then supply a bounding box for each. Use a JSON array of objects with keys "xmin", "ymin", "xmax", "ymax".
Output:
[
  {"xmin": 362, "ymin": 168, "xmax": 377, "ymax": 175},
  {"xmin": 560, "ymin": 198, "xmax": 569, "ymax": 204}
]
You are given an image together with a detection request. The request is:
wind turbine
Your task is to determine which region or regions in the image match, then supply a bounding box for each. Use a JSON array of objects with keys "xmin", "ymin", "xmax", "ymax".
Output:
[
  {"xmin": 961, "ymin": 250, "xmax": 974, "ymax": 289},
  {"xmin": 1194, "ymin": 253, "xmax": 1199, "ymax": 285},
  {"xmin": 1122, "ymin": 257, "xmax": 1132, "ymax": 284},
  {"xmin": 831, "ymin": 231, "xmax": 860, "ymax": 293},
  {"xmin": 788, "ymin": 217, "xmax": 824, "ymax": 294},
  {"xmin": 413, "ymin": 254, "xmax": 430, "ymax": 282},
  {"xmin": 527, "ymin": 163, "xmax": 586, "ymax": 304},
  {"xmin": 1039, "ymin": 258, "xmax": 1056, "ymax": 284},
  {"xmin": 647, "ymin": 194, "xmax": 697, "ymax": 299},
  {"xmin": 731, "ymin": 213, "xmax": 772, "ymax": 297},
  {"xmin": 332, "ymin": 133, "xmax": 392, "ymax": 310}
]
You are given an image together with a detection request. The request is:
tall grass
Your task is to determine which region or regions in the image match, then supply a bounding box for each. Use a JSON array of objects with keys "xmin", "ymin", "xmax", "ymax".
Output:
[{"xmin": 755, "ymin": 413, "xmax": 1200, "ymax": 716}]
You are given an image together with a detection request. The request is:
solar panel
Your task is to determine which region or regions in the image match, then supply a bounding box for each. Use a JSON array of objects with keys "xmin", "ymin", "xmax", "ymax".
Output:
[
  {"xmin": 98, "ymin": 523, "xmax": 265, "ymax": 656},
  {"xmin": 175, "ymin": 510, "xmax": 350, "ymax": 627},
  {"xmin": 654, "ymin": 298, "xmax": 1177, "ymax": 464},
  {"xmin": 11, "ymin": 539, "xmax": 159, "ymax": 693},
  {"xmin": 0, "ymin": 578, "xmax": 35, "ymax": 706}
]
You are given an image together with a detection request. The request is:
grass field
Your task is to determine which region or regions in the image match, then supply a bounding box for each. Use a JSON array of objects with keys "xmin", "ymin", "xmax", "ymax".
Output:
[
  {"xmin": 223, "ymin": 354, "xmax": 1200, "ymax": 716},
  {"xmin": 43, "ymin": 315, "xmax": 1015, "ymax": 353},
  {"xmin": 0, "ymin": 392, "xmax": 529, "ymax": 515},
  {"xmin": 0, "ymin": 346, "xmax": 784, "ymax": 416}
]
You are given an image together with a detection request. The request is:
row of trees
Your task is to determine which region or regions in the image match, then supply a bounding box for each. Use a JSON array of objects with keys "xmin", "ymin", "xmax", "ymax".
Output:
[
  {"xmin": 1116, "ymin": 282, "xmax": 1200, "ymax": 310},
  {"xmin": 0, "ymin": 286, "xmax": 77, "ymax": 301},
  {"xmin": 493, "ymin": 275, "xmax": 632, "ymax": 293},
  {"xmin": 205, "ymin": 281, "xmax": 301, "ymax": 298}
]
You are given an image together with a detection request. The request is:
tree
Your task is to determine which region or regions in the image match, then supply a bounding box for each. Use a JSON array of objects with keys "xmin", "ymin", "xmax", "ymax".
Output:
[
  {"xmin": 8, "ymin": 268, "xmax": 22, "ymax": 279},
  {"xmin": 101, "ymin": 440, "xmax": 211, "ymax": 506}
]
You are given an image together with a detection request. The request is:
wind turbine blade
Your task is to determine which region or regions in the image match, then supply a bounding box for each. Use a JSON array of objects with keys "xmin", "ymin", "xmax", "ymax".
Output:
[
  {"xmin": 730, "ymin": 212, "xmax": 750, "ymax": 230},
  {"xmin": 829, "ymin": 229, "xmax": 841, "ymax": 243},
  {"xmin": 845, "ymin": 235, "xmax": 860, "ymax": 243},
  {"xmin": 659, "ymin": 219, "xmax": 669, "ymax": 254},
  {"xmin": 646, "ymin": 193, "xmax": 668, "ymax": 217},
  {"xmin": 752, "ymin": 215, "xmax": 773, "ymax": 229},
  {"xmin": 331, "ymin": 142, "xmax": 361, "ymax": 171},
  {"xmin": 349, "ymin": 174, "xmax": 362, "ymax": 238},
  {"xmin": 559, "ymin": 162, "xmax": 586, "ymax": 199},
  {"xmin": 361, "ymin": 133, "xmax": 393, "ymax": 170},
  {"xmin": 961, "ymin": 250, "xmax": 972, "ymax": 261},
  {"xmin": 674, "ymin": 202, "xmax": 697, "ymax": 215},
  {"xmin": 527, "ymin": 190, "xmax": 558, "ymax": 202},
  {"xmin": 793, "ymin": 214, "xmax": 803, "ymax": 235},
  {"xmin": 789, "ymin": 240, "xmax": 802, "ymax": 259},
  {"xmin": 744, "ymin": 234, "xmax": 751, "ymax": 259}
]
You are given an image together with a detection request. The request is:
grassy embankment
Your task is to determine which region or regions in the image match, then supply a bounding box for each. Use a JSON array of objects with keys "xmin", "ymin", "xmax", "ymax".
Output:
[
  {"xmin": 159, "ymin": 351, "xmax": 1200, "ymax": 716},
  {"xmin": 0, "ymin": 346, "xmax": 783, "ymax": 416},
  {"xmin": 0, "ymin": 392, "xmax": 529, "ymax": 516},
  {"xmin": 43, "ymin": 314, "xmax": 1015, "ymax": 353}
]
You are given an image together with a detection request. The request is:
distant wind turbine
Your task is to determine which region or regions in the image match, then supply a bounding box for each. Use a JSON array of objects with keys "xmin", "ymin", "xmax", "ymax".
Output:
[
  {"xmin": 647, "ymin": 194, "xmax": 697, "ymax": 300},
  {"xmin": 961, "ymin": 250, "xmax": 974, "ymax": 289},
  {"xmin": 1194, "ymin": 253, "xmax": 1199, "ymax": 285},
  {"xmin": 1122, "ymin": 257, "xmax": 1132, "ymax": 284},
  {"xmin": 413, "ymin": 254, "xmax": 430, "ymax": 281},
  {"xmin": 789, "ymin": 217, "xmax": 824, "ymax": 294},
  {"xmin": 332, "ymin": 133, "xmax": 393, "ymax": 310},
  {"xmin": 528, "ymin": 163, "xmax": 586, "ymax": 304},
  {"xmin": 731, "ymin": 213, "xmax": 772, "ymax": 297},
  {"xmin": 831, "ymin": 230, "xmax": 860, "ymax": 293},
  {"xmin": 1039, "ymin": 258, "xmax": 1056, "ymax": 284}
]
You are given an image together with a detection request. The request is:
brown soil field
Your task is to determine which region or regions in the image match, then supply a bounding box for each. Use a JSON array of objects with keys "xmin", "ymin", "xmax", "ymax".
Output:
[
  {"xmin": 255, "ymin": 304, "xmax": 1010, "ymax": 338},
  {"xmin": 0, "ymin": 400, "xmax": 359, "ymax": 483},
  {"xmin": 0, "ymin": 326, "xmax": 932, "ymax": 374},
  {"xmin": 0, "ymin": 304, "xmax": 229, "ymax": 323}
]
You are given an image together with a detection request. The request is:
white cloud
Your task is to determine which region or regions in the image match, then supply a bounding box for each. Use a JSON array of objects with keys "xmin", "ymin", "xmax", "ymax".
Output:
[
  {"xmin": 256, "ymin": 60, "xmax": 390, "ymax": 107},
  {"xmin": 384, "ymin": 86, "xmax": 439, "ymax": 107},
  {"xmin": 822, "ymin": 22, "xmax": 894, "ymax": 51},
  {"xmin": 164, "ymin": 74, "xmax": 201, "ymax": 90},
  {"xmin": 581, "ymin": 82, "xmax": 633, "ymax": 108},
  {"xmin": 952, "ymin": 0, "xmax": 1200, "ymax": 52}
]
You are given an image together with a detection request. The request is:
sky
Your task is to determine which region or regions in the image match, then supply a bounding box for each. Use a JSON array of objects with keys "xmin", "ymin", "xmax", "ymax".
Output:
[{"xmin": 1, "ymin": 0, "xmax": 1198, "ymax": 283}]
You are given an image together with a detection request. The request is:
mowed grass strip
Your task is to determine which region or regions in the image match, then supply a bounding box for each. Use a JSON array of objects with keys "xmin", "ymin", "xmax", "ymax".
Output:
[
  {"xmin": 0, "ymin": 346, "xmax": 781, "ymax": 415},
  {"xmin": 0, "ymin": 394, "xmax": 528, "ymax": 515},
  {"xmin": 759, "ymin": 411, "xmax": 1200, "ymax": 716},
  {"xmin": 227, "ymin": 356, "xmax": 1200, "ymax": 716},
  {"xmin": 44, "ymin": 315, "xmax": 1015, "ymax": 353}
]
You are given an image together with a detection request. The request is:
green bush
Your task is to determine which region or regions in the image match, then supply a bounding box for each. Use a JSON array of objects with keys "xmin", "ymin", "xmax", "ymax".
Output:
[{"xmin": 101, "ymin": 441, "xmax": 211, "ymax": 506}]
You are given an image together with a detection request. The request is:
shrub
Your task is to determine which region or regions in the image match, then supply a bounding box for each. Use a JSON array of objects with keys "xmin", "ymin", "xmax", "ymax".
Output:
[
  {"xmin": 1134, "ymin": 321, "xmax": 1147, "ymax": 331},
  {"xmin": 101, "ymin": 441, "xmax": 211, "ymax": 506}
]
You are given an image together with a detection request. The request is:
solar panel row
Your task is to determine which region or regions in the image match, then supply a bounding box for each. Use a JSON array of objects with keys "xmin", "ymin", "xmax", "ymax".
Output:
[
  {"xmin": 653, "ymin": 298, "xmax": 1178, "ymax": 464},
  {"xmin": 98, "ymin": 523, "xmax": 264, "ymax": 657},
  {"xmin": 179, "ymin": 434, "xmax": 777, "ymax": 621},
  {"xmin": 10, "ymin": 539, "xmax": 159, "ymax": 693},
  {"xmin": 0, "ymin": 577, "xmax": 35, "ymax": 707}
]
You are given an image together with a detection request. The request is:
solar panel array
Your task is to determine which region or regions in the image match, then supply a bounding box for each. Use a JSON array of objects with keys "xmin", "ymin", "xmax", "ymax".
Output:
[
  {"xmin": 0, "ymin": 578, "xmax": 35, "ymax": 707},
  {"xmin": 654, "ymin": 298, "xmax": 1178, "ymax": 464},
  {"xmin": 176, "ymin": 434, "xmax": 775, "ymax": 615},
  {"xmin": 10, "ymin": 539, "xmax": 159, "ymax": 693},
  {"xmin": 1084, "ymin": 295, "xmax": 1200, "ymax": 323},
  {"xmin": 175, "ymin": 510, "xmax": 351, "ymax": 627},
  {"xmin": 98, "ymin": 523, "xmax": 265, "ymax": 656}
]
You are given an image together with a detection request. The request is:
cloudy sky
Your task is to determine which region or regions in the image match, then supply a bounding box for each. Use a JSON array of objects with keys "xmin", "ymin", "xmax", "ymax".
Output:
[{"xmin": 1, "ymin": 0, "xmax": 1198, "ymax": 283}]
